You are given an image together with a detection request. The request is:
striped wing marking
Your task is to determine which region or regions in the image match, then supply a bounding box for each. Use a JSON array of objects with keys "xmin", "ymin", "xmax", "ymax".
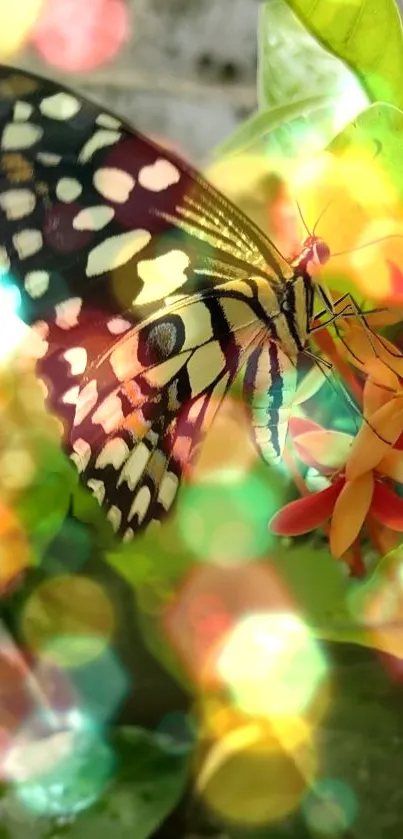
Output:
[{"xmin": 243, "ymin": 340, "xmax": 298, "ymax": 466}]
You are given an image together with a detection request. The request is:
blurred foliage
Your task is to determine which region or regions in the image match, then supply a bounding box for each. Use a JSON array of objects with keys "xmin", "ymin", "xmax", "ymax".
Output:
[
  {"xmin": 0, "ymin": 726, "xmax": 189, "ymax": 839},
  {"xmin": 283, "ymin": 0, "xmax": 403, "ymax": 109}
]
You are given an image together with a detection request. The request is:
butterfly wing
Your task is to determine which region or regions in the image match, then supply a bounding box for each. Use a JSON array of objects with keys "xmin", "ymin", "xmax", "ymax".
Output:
[
  {"xmin": 68, "ymin": 289, "xmax": 265, "ymax": 537},
  {"xmin": 0, "ymin": 65, "xmax": 293, "ymax": 536},
  {"xmin": 243, "ymin": 340, "xmax": 298, "ymax": 465}
]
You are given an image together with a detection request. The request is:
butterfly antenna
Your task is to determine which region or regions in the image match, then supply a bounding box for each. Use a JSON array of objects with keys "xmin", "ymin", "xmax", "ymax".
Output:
[
  {"xmin": 312, "ymin": 199, "xmax": 334, "ymax": 236},
  {"xmin": 331, "ymin": 232, "xmax": 403, "ymax": 258},
  {"xmin": 295, "ymin": 199, "xmax": 311, "ymax": 237}
]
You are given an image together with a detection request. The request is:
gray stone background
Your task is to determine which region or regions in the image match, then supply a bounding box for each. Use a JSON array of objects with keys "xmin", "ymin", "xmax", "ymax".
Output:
[{"xmin": 18, "ymin": 0, "xmax": 260, "ymax": 164}]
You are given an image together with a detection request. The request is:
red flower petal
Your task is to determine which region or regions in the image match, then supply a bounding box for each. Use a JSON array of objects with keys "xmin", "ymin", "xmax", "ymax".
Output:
[
  {"xmin": 372, "ymin": 482, "xmax": 403, "ymax": 531},
  {"xmin": 269, "ymin": 477, "xmax": 345, "ymax": 536}
]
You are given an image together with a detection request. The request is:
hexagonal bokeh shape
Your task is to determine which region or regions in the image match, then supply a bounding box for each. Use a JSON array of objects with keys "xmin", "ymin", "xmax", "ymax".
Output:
[
  {"xmin": 62, "ymin": 642, "xmax": 131, "ymax": 723},
  {"xmin": 216, "ymin": 611, "xmax": 328, "ymax": 719}
]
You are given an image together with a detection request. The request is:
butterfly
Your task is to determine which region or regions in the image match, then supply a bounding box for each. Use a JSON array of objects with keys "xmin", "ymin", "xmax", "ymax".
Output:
[{"xmin": 0, "ymin": 65, "xmax": 341, "ymax": 542}]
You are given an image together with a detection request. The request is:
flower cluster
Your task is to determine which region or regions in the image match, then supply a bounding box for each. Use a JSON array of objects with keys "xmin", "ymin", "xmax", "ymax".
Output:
[{"xmin": 270, "ymin": 319, "xmax": 403, "ymax": 575}]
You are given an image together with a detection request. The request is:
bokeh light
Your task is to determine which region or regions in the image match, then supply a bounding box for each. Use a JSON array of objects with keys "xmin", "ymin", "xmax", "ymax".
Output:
[
  {"xmin": 21, "ymin": 575, "xmax": 115, "ymax": 667},
  {"xmin": 293, "ymin": 149, "xmax": 403, "ymax": 303},
  {"xmin": 0, "ymin": 645, "xmax": 35, "ymax": 777},
  {"xmin": 31, "ymin": 0, "xmax": 129, "ymax": 72},
  {"xmin": 196, "ymin": 716, "xmax": 317, "ymax": 827},
  {"xmin": 0, "ymin": 0, "xmax": 44, "ymax": 58},
  {"xmin": 61, "ymin": 645, "xmax": 130, "ymax": 723},
  {"xmin": 0, "ymin": 280, "xmax": 26, "ymax": 361},
  {"xmin": 178, "ymin": 471, "xmax": 279, "ymax": 565},
  {"xmin": 190, "ymin": 396, "xmax": 257, "ymax": 485},
  {"xmin": 331, "ymin": 75, "xmax": 369, "ymax": 136},
  {"xmin": 302, "ymin": 777, "xmax": 358, "ymax": 835},
  {"xmin": 216, "ymin": 612, "xmax": 328, "ymax": 719},
  {"xmin": 4, "ymin": 708, "xmax": 114, "ymax": 817},
  {"xmin": 164, "ymin": 562, "xmax": 297, "ymax": 684},
  {"xmin": 0, "ymin": 504, "xmax": 30, "ymax": 594}
]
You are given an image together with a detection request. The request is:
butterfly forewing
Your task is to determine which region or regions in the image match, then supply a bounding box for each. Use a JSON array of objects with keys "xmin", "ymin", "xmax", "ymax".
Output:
[
  {"xmin": 0, "ymin": 65, "xmax": 311, "ymax": 537},
  {"xmin": 0, "ymin": 66, "xmax": 292, "ymax": 325}
]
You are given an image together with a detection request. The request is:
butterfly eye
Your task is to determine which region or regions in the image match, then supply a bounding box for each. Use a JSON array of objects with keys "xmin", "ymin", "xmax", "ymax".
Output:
[{"xmin": 314, "ymin": 240, "xmax": 331, "ymax": 265}]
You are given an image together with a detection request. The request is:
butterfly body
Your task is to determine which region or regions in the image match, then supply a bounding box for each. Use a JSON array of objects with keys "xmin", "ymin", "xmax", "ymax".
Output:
[{"xmin": 0, "ymin": 65, "xmax": 326, "ymax": 540}]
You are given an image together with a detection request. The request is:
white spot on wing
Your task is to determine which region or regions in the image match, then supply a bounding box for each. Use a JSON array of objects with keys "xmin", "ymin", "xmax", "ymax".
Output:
[
  {"xmin": 118, "ymin": 442, "xmax": 150, "ymax": 490},
  {"xmin": 94, "ymin": 168, "xmax": 135, "ymax": 203},
  {"xmin": 40, "ymin": 93, "xmax": 81, "ymax": 120},
  {"xmin": 86, "ymin": 229, "xmax": 151, "ymax": 277},
  {"xmin": 80, "ymin": 130, "xmax": 121, "ymax": 163},
  {"xmin": 75, "ymin": 380, "xmax": 98, "ymax": 426},
  {"xmin": 24, "ymin": 270, "xmax": 50, "ymax": 298},
  {"xmin": 14, "ymin": 101, "xmax": 33, "ymax": 121},
  {"xmin": 92, "ymin": 392, "xmax": 124, "ymax": 433},
  {"xmin": 129, "ymin": 485, "xmax": 151, "ymax": 524},
  {"xmin": 136, "ymin": 250, "xmax": 190, "ymax": 304},
  {"xmin": 0, "ymin": 188, "xmax": 36, "ymax": 220},
  {"xmin": 123, "ymin": 528, "xmax": 134, "ymax": 543},
  {"xmin": 55, "ymin": 298, "xmax": 82, "ymax": 329},
  {"xmin": 96, "ymin": 113, "xmax": 122, "ymax": 129},
  {"xmin": 63, "ymin": 386, "xmax": 79, "ymax": 404},
  {"xmin": 96, "ymin": 437, "xmax": 129, "ymax": 470},
  {"xmin": 73, "ymin": 205, "xmax": 114, "ymax": 231},
  {"xmin": 2, "ymin": 123, "xmax": 42, "ymax": 151},
  {"xmin": 0, "ymin": 247, "xmax": 10, "ymax": 273},
  {"xmin": 70, "ymin": 438, "xmax": 91, "ymax": 472},
  {"xmin": 37, "ymin": 152, "xmax": 61, "ymax": 166},
  {"xmin": 87, "ymin": 479, "xmax": 105, "ymax": 505},
  {"xmin": 13, "ymin": 229, "xmax": 43, "ymax": 259},
  {"xmin": 157, "ymin": 471, "xmax": 179, "ymax": 511},
  {"xmin": 64, "ymin": 347, "xmax": 87, "ymax": 375},
  {"xmin": 138, "ymin": 159, "xmax": 180, "ymax": 191},
  {"xmin": 107, "ymin": 317, "xmax": 132, "ymax": 335},
  {"xmin": 107, "ymin": 506, "xmax": 122, "ymax": 533},
  {"xmin": 56, "ymin": 178, "xmax": 82, "ymax": 203}
]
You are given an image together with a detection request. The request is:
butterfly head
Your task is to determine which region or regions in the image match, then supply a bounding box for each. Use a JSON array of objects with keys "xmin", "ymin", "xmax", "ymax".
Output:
[{"xmin": 303, "ymin": 235, "xmax": 331, "ymax": 266}]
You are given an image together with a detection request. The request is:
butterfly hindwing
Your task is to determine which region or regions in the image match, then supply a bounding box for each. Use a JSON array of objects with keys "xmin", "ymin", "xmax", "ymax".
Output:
[
  {"xmin": 67, "ymin": 289, "xmax": 265, "ymax": 535},
  {"xmin": 243, "ymin": 340, "xmax": 298, "ymax": 465}
]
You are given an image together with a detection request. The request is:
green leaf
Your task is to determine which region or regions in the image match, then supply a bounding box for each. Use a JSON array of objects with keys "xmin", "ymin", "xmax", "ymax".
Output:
[
  {"xmin": 0, "ymin": 727, "xmax": 190, "ymax": 839},
  {"xmin": 327, "ymin": 100, "xmax": 403, "ymax": 200},
  {"xmin": 281, "ymin": 0, "xmax": 403, "ymax": 109},
  {"xmin": 256, "ymin": 0, "xmax": 368, "ymax": 157},
  {"xmin": 64, "ymin": 726, "xmax": 189, "ymax": 839},
  {"xmin": 270, "ymin": 544, "xmax": 350, "ymax": 624},
  {"xmin": 215, "ymin": 95, "xmax": 336, "ymax": 157}
]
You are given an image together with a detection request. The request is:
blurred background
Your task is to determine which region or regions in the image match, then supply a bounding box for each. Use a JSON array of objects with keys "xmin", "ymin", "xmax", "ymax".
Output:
[
  {"xmin": 3, "ymin": 2, "xmax": 403, "ymax": 837},
  {"xmin": 12, "ymin": 0, "xmax": 260, "ymax": 162}
]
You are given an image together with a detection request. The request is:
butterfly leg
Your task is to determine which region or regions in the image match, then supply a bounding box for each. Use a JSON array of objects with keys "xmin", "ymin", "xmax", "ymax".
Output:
[
  {"xmin": 311, "ymin": 290, "xmax": 398, "ymax": 375},
  {"xmin": 303, "ymin": 347, "xmax": 362, "ymax": 432}
]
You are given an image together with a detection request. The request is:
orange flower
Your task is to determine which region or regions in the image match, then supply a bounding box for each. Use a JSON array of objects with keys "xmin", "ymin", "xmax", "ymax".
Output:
[
  {"xmin": 270, "ymin": 419, "xmax": 403, "ymax": 570},
  {"xmin": 340, "ymin": 322, "xmax": 403, "ymax": 480}
]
